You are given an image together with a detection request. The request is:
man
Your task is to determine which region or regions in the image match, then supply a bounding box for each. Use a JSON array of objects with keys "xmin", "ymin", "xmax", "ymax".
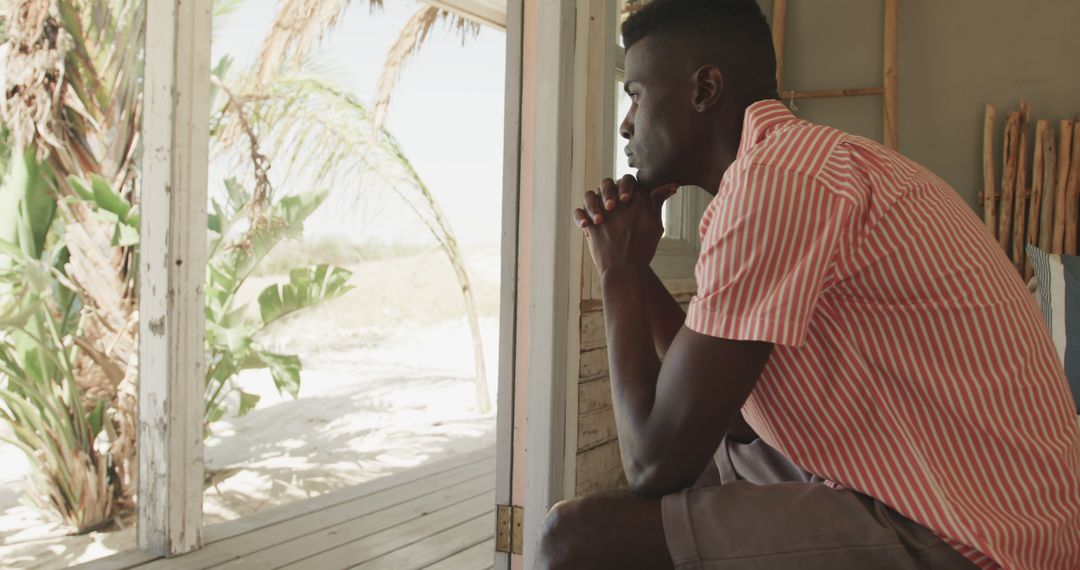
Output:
[{"xmin": 537, "ymin": 1, "xmax": 1080, "ymax": 568}]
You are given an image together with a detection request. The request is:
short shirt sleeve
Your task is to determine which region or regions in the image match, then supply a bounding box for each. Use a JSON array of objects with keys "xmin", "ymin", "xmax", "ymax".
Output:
[{"xmin": 685, "ymin": 164, "xmax": 856, "ymax": 347}]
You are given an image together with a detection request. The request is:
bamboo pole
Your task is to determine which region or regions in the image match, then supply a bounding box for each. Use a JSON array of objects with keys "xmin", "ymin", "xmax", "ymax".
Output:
[
  {"xmin": 1053, "ymin": 120, "xmax": 1074, "ymax": 253},
  {"xmin": 780, "ymin": 87, "xmax": 884, "ymax": 100},
  {"xmin": 1012, "ymin": 102, "xmax": 1031, "ymax": 272},
  {"xmin": 998, "ymin": 111, "xmax": 1021, "ymax": 253},
  {"xmin": 772, "ymin": 0, "xmax": 788, "ymax": 89},
  {"xmin": 1039, "ymin": 122, "xmax": 1058, "ymax": 252},
  {"xmin": 1026, "ymin": 120, "xmax": 1048, "ymax": 280},
  {"xmin": 1066, "ymin": 122, "xmax": 1080, "ymax": 255},
  {"xmin": 982, "ymin": 105, "xmax": 997, "ymax": 237},
  {"xmin": 883, "ymin": 0, "xmax": 899, "ymax": 150}
]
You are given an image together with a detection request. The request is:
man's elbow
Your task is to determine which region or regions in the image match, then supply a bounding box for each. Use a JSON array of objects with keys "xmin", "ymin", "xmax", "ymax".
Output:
[{"xmin": 625, "ymin": 461, "xmax": 693, "ymax": 498}]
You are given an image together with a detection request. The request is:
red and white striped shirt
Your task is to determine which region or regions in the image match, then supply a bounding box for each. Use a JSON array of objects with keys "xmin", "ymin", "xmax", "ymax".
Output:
[{"xmin": 685, "ymin": 99, "xmax": 1080, "ymax": 569}]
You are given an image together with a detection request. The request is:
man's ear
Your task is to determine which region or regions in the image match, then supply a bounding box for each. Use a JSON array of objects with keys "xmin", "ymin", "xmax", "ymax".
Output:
[{"xmin": 691, "ymin": 65, "xmax": 723, "ymax": 113}]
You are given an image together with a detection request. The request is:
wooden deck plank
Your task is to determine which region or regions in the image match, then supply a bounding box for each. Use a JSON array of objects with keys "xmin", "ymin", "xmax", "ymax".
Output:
[
  {"xmin": 278, "ymin": 492, "xmax": 495, "ymax": 569},
  {"xmin": 352, "ymin": 512, "xmax": 494, "ymax": 569},
  {"xmin": 76, "ymin": 448, "xmax": 494, "ymax": 570},
  {"xmin": 74, "ymin": 549, "xmax": 159, "ymax": 570},
  {"xmin": 424, "ymin": 539, "xmax": 495, "ymax": 570},
  {"xmin": 203, "ymin": 448, "xmax": 495, "ymax": 543},
  {"xmin": 75, "ymin": 449, "xmax": 496, "ymax": 570},
  {"xmin": 140, "ymin": 460, "xmax": 495, "ymax": 570}
]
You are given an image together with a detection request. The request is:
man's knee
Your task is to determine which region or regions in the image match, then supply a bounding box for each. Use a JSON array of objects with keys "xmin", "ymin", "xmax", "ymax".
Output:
[
  {"xmin": 537, "ymin": 497, "xmax": 590, "ymax": 569},
  {"xmin": 537, "ymin": 491, "xmax": 670, "ymax": 570}
]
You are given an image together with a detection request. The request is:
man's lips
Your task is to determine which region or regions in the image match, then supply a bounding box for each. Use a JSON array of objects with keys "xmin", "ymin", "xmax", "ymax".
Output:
[{"xmin": 625, "ymin": 149, "xmax": 636, "ymax": 168}]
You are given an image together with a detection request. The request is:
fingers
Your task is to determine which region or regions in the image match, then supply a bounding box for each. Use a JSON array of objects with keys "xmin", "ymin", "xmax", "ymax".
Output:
[
  {"xmin": 600, "ymin": 178, "xmax": 620, "ymax": 211},
  {"xmin": 617, "ymin": 175, "xmax": 638, "ymax": 203},
  {"xmin": 583, "ymin": 190, "xmax": 605, "ymax": 224},
  {"xmin": 577, "ymin": 175, "xmax": 649, "ymax": 229},
  {"xmin": 574, "ymin": 208, "xmax": 591, "ymax": 228}
]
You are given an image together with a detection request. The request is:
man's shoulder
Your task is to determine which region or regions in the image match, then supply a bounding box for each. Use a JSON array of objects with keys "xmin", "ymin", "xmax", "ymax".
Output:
[{"xmin": 737, "ymin": 120, "xmax": 847, "ymax": 180}]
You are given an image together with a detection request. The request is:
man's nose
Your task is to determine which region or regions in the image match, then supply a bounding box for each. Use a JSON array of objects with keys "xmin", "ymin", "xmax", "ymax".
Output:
[{"xmin": 619, "ymin": 115, "xmax": 633, "ymax": 140}]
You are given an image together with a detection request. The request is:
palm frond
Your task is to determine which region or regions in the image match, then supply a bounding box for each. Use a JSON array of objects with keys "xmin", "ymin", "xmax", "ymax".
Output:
[
  {"xmin": 370, "ymin": 5, "xmax": 478, "ymax": 140},
  {"xmin": 214, "ymin": 0, "xmax": 247, "ymax": 19},
  {"xmin": 256, "ymin": 0, "xmax": 478, "ymax": 137},
  {"xmin": 256, "ymin": 0, "xmax": 370, "ymax": 84},
  {"xmin": 2, "ymin": 0, "xmax": 71, "ymax": 162},
  {"xmin": 213, "ymin": 69, "xmax": 489, "ymax": 411},
  {"xmin": 3, "ymin": 0, "xmax": 144, "ymax": 191}
]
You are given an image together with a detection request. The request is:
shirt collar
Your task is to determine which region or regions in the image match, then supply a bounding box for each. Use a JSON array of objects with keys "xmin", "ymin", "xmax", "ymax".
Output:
[{"xmin": 737, "ymin": 99, "xmax": 798, "ymax": 160}]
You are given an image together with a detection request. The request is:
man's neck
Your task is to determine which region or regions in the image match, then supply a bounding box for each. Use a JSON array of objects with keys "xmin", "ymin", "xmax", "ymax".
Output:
[{"xmin": 702, "ymin": 92, "xmax": 781, "ymax": 195}]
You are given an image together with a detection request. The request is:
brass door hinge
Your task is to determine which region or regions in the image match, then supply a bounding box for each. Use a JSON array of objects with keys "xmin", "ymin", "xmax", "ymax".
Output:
[{"xmin": 495, "ymin": 504, "xmax": 524, "ymax": 555}]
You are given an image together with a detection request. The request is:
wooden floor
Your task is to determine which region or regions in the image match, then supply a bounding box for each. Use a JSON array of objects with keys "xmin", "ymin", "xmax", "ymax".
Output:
[{"xmin": 77, "ymin": 447, "xmax": 497, "ymax": 570}]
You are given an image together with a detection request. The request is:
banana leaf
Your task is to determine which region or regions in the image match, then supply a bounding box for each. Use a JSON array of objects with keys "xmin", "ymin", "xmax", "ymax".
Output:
[
  {"xmin": 257, "ymin": 264, "xmax": 353, "ymax": 325},
  {"xmin": 206, "ymin": 188, "xmax": 330, "ymax": 318},
  {"xmin": 2, "ymin": 149, "xmax": 56, "ymax": 260},
  {"xmin": 255, "ymin": 352, "xmax": 301, "ymax": 399},
  {"xmin": 237, "ymin": 390, "xmax": 260, "ymax": 416}
]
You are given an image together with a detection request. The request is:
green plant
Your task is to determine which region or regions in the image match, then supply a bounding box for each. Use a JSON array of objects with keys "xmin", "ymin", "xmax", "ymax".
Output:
[
  {"xmin": 202, "ymin": 176, "xmax": 353, "ymax": 423},
  {"xmin": 0, "ymin": 0, "xmax": 145, "ymax": 532},
  {"xmin": 0, "ymin": 0, "xmax": 488, "ymax": 535},
  {"xmin": 251, "ymin": 237, "xmax": 428, "ymax": 277},
  {"xmin": 250, "ymin": 0, "xmax": 492, "ymax": 413},
  {"xmin": 0, "ymin": 151, "xmax": 354, "ymax": 530},
  {"xmin": 212, "ymin": 70, "xmax": 492, "ymax": 413},
  {"xmin": 0, "ymin": 0, "xmax": 354, "ymax": 530},
  {"xmin": 0, "ymin": 152, "xmax": 124, "ymax": 533}
]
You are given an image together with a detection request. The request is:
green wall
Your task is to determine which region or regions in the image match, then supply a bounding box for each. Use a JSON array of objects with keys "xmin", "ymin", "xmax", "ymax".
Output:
[{"xmin": 758, "ymin": 0, "xmax": 1080, "ymax": 209}]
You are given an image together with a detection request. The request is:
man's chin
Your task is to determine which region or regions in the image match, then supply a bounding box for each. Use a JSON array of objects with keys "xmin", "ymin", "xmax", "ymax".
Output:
[
  {"xmin": 634, "ymin": 168, "xmax": 657, "ymax": 190},
  {"xmin": 636, "ymin": 168, "xmax": 682, "ymax": 192}
]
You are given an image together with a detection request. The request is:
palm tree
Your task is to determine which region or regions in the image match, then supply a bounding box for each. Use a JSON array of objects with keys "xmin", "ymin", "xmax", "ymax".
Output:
[
  {"xmin": 213, "ymin": 62, "xmax": 492, "ymax": 413},
  {"xmin": 252, "ymin": 0, "xmax": 492, "ymax": 413},
  {"xmin": 0, "ymin": 0, "xmax": 349, "ymax": 533},
  {"xmin": 0, "ymin": 0, "xmax": 143, "ymax": 530},
  {"xmin": 249, "ymin": 0, "xmax": 654, "ymax": 412},
  {"xmin": 0, "ymin": 0, "xmax": 496, "ymax": 534},
  {"xmin": 257, "ymin": 0, "xmax": 481, "ymax": 135}
]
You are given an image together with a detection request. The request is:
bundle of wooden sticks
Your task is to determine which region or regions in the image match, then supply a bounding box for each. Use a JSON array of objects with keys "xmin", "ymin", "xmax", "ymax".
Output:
[{"xmin": 981, "ymin": 101, "xmax": 1080, "ymax": 280}]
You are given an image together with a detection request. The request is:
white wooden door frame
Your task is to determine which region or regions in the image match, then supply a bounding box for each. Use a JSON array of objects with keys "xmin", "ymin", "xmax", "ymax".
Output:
[
  {"xmin": 421, "ymin": 0, "xmax": 507, "ymax": 29},
  {"xmin": 135, "ymin": 0, "xmax": 525, "ymax": 562},
  {"xmin": 138, "ymin": 0, "xmax": 212, "ymax": 557},
  {"xmin": 500, "ymin": 0, "xmax": 631, "ymax": 566},
  {"xmin": 517, "ymin": 0, "xmax": 577, "ymax": 566},
  {"xmin": 134, "ymin": 0, "xmax": 590, "ymax": 565},
  {"xmin": 493, "ymin": 0, "xmax": 523, "ymax": 567}
]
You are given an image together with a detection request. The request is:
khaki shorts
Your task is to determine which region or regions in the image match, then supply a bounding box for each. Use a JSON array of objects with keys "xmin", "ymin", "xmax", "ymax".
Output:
[{"xmin": 660, "ymin": 437, "xmax": 981, "ymax": 570}]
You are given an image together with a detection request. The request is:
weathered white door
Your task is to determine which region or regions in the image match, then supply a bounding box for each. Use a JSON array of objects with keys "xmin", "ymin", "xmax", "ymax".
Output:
[{"xmin": 493, "ymin": 1, "xmax": 708, "ymax": 568}]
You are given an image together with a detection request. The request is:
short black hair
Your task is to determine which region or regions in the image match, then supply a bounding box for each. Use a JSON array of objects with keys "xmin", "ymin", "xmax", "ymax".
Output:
[{"xmin": 622, "ymin": 0, "xmax": 776, "ymax": 85}]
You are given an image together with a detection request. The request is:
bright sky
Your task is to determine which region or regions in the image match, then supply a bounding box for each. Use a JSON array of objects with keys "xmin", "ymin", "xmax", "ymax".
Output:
[{"xmin": 211, "ymin": 0, "xmax": 507, "ymax": 248}]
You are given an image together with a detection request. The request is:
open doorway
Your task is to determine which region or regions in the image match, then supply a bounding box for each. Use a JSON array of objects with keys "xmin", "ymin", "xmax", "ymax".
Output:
[
  {"xmin": 0, "ymin": 1, "xmax": 508, "ymax": 568},
  {"xmin": 200, "ymin": 0, "xmax": 504, "ymax": 529}
]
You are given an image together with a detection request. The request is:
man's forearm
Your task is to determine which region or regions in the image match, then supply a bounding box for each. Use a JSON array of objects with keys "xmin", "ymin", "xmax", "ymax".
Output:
[
  {"xmin": 644, "ymin": 268, "xmax": 686, "ymax": 359},
  {"xmin": 643, "ymin": 268, "xmax": 758, "ymax": 443},
  {"xmin": 602, "ymin": 264, "xmax": 663, "ymax": 475}
]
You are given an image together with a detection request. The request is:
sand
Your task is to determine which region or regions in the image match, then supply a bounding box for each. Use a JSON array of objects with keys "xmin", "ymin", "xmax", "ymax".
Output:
[{"xmin": 0, "ymin": 250, "xmax": 501, "ymax": 569}]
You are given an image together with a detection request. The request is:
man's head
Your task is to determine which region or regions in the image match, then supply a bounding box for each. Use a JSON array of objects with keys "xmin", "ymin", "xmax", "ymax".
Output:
[{"xmin": 620, "ymin": 0, "xmax": 777, "ymax": 191}]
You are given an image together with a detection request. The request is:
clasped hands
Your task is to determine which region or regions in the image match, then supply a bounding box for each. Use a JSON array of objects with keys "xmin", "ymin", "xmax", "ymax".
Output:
[{"xmin": 574, "ymin": 175, "xmax": 679, "ymax": 275}]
